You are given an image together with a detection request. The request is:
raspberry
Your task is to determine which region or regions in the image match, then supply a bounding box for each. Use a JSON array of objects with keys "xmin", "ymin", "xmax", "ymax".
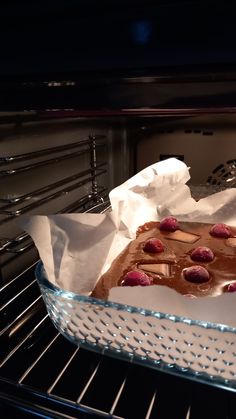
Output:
[
  {"xmin": 122, "ymin": 270, "xmax": 151, "ymax": 286},
  {"xmin": 190, "ymin": 246, "xmax": 214, "ymax": 263},
  {"xmin": 210, "ymin": 223, "xmax": 232, "ymax": 239},
  {"xmin": 143, "ymin": 238, "xmax": 164, "ymax": 253},
  {"xmin": 227, "ymin": 282, "xmax": 236, "ymax": 292},
  {"xmin": 183, "ymin": 265, "xmax": 210, "ymax": 283},
  {"xmin": 159, "ymin": 216, "xmax": 179, "ymax": 232}
]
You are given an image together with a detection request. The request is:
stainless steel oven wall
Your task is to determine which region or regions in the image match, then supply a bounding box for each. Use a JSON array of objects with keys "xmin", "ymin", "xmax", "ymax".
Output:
[
  {"xmin": 136, "ymin": 115, "xmax": 236, "ymax": 185},
  {"xmin": 0, "ymin": 116, "xmax": 131, "ymax": 283}
]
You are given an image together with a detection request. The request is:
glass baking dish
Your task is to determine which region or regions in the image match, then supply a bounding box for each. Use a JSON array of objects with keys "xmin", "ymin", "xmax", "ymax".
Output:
[{"xmin": 36, "ymin": 261, "xmax": 236, "ymax": 392}]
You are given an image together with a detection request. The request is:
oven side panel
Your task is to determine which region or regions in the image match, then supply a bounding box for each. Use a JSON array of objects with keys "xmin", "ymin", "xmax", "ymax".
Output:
[{"xmin": 136, "ymin": 115, "xmax": 236, "ymax": 185}]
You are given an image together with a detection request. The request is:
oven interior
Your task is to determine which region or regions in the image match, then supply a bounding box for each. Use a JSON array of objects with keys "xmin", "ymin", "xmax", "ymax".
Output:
[{"xmin": 1, "ymin": 112, "xmax": 236, "ymax": 418}]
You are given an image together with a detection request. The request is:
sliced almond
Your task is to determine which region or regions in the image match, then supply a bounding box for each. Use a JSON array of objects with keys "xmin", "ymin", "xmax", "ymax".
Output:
[
  {"xmin": 138, "ymin": 263, "xmax": 170, "ymax": 277},
  {"xmin": 166, "ymin": 230, "xmax": 200, "ymax": 244},
  {"xmin": 226, "ymin": 237, "xmax": 236, "ymax": 247}
]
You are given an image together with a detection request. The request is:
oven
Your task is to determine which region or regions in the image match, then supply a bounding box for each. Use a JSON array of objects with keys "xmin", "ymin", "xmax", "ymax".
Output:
[{"xmin": 1, "ymin": 1, "xmax": 236, "ymax": 418}]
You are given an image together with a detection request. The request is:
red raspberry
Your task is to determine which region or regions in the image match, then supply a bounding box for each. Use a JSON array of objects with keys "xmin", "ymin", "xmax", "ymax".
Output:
[
  {"xmin": 190, "ymin": 246, "xmax": 214, "ymax": 263},
  {"xmin": 122, "ymin": 270, "xmax": 151, "ymax": 286},
  {"xmin": 227, "ymin": 282, "xmax": 236, "ymax": 292},
  {"xmin": 159, "ymin": 216, "xmax": 179, "ymax": 232},
  {"xmin": 143, "ymin": 238, "xmax": 164, "ymax": 253},
  {"xmin": 210, "ymin": 223, "xmax": 232, "ymax": 239},
  {"xmin": 183, "ymin": 265, "xmax": 210, "ymax": 283}
]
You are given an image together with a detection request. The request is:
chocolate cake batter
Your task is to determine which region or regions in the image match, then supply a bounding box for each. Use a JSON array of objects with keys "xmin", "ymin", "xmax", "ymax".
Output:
[{"xmin": 92, "ymin": 221, "xmax": 236, "ymax": 299}]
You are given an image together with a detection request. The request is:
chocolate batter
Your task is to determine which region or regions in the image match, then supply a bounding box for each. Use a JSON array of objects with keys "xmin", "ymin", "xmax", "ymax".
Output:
[{"xmin": 92, "ymin": 221, "xmax": 236, "ymax": 299}]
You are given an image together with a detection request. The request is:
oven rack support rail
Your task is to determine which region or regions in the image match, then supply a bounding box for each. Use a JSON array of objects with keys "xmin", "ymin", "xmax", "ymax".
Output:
[{"xmin": 0, "ymin": 134, "xmax": 108, "ymax": 257}]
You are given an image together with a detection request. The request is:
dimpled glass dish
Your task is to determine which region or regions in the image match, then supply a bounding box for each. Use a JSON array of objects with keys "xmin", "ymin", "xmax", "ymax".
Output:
[{"xmin": 36, "ymin": 262, "xmax": 236, "ymax": 392}]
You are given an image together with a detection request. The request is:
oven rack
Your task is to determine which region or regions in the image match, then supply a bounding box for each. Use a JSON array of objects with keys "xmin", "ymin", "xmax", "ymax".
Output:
[
  {"xmin": 0, "ymin": 134, "xmax": 106, "ymax": 211},
  {"xmin": 0, "ymin": 187, "xmax": 108, "ymax": 254},
  {"xmin": 0, "ymin": 165, "xmax": 107, "ymax": 211},
  {"xmin": 0, "ymin": 135, "xmax": 106, "ymax": 174},
  {"xmin": 0, "ymin": 136, "xmax": 106, "ymax": 166}
]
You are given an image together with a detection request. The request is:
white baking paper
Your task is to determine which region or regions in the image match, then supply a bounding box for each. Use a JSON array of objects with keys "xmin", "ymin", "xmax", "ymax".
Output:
[{"xmin": 19, "ymin": 158, "xmax": 236, "ymax": 327}]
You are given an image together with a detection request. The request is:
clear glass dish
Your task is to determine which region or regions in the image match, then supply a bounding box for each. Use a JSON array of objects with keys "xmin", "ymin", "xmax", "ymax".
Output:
[{"xmin": 36, "ymin": 261, "xmax": 236, "ymax": 392}]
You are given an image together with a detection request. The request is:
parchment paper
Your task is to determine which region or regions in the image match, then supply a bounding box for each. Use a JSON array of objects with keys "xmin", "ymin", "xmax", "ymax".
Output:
[{"xmin": 19, "ymin": 158, "xmax": 236, "ymax": 327}]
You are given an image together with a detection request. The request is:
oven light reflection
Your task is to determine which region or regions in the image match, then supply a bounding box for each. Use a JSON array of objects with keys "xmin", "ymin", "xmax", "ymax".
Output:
[
  {"xmin": 131, "ymin": 20, "xmax": 152, "ymax": 45},
  {"xmin": 48, "ymin": 81, "xmax": 75, "ymax": 87}
]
